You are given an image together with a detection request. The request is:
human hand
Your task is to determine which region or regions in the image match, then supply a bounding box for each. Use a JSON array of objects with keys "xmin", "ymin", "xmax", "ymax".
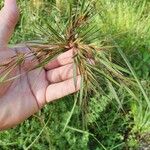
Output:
[{"xmin": 0, "ymin": 0, "xmax": 81, "ymax": 130}]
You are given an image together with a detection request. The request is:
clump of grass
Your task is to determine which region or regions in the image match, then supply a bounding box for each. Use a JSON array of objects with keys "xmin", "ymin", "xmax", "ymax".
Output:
[
  {"xmin": 25, "ymin": 0, "xmax": 137, "ymax": 129},
  {"xmin": 96, "ymin": 0, "xmax": 150, "ymax": 51}
]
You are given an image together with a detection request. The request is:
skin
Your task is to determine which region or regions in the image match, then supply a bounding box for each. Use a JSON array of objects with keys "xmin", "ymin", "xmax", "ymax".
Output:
[{"xmin": 0, "ymin": 0, "xmax": 81, "ymax": 130}]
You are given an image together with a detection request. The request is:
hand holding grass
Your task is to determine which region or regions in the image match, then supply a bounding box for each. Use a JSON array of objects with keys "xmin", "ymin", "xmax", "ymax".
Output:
[{"xmin": 0, "ymin": 0, "xmax": 81, "ymax": 130}]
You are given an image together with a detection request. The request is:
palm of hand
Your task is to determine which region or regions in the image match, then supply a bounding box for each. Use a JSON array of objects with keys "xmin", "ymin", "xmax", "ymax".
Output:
[{"xmin": 0, "ymin": 47, "xmax": 48, "ymax": 129}]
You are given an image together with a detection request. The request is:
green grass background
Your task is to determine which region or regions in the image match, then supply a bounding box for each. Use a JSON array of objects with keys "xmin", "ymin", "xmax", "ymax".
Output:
[{"xmin": 0, "ymin": 0, "xmax": 150, "ymax": 149}]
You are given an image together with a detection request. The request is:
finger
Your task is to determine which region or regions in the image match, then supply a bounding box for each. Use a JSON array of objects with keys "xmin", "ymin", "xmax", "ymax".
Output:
[
  {"xmin": 0, "ymin": 0, "xmax": 19, "ymax": 46},
  {"xmin": 45, "ymin": 49, "xmax": 75, "ymax": 70},
  {"xmin": 46, "ymin": 76, "xmax": 81, "ymax": 102},
  {"xmin": 4, "ymin": 0, "xmax": 17, "ymax": 6},
  {"xmin": 47, "ymin": 63, "xmax": 80, "ymax": 83}
]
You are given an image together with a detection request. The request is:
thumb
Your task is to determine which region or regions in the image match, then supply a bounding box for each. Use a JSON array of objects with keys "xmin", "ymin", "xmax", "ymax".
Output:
[{"xmin": 0, "ymin": 0, "xmax": 19, "ymax": 46}]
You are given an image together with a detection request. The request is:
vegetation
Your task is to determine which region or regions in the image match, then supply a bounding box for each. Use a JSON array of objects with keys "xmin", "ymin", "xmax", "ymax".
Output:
[{"xmin": 0, "ymin": 0, "xmax": 150, "ymax": 149}]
